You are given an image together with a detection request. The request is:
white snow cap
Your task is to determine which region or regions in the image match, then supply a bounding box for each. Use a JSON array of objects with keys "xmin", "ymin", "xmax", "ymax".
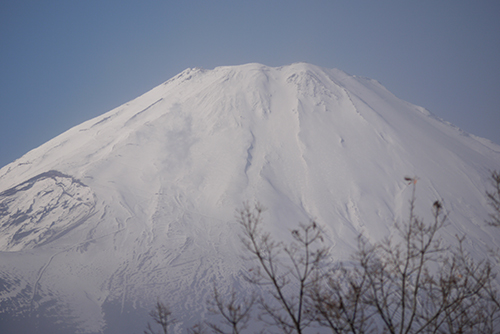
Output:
[{"xmin": 0, "ymin": 63, "xmax": 499, "ymax": 333}]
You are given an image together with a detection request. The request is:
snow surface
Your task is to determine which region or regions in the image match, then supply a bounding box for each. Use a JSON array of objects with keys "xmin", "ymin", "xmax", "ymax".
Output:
[{"xmin": 0, "ymin": 63, "xmax": 499, "ymax": 333}]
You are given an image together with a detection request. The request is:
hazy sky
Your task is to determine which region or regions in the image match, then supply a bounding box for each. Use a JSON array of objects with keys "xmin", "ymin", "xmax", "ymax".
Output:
[{"xmin": 1, "ymin": 1, "xmax": 499, "ymax": 169}]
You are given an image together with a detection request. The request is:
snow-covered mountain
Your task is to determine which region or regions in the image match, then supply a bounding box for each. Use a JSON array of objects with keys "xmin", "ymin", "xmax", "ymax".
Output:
[{"xmin": 0, "ymin": 63, "xmax": 499, "ymax": 333}]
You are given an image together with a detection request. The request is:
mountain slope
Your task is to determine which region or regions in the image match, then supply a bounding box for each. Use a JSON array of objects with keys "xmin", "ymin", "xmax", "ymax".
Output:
[{"xmin": 0, "ymin": 63, "xmax": 499, "ymax": 333}]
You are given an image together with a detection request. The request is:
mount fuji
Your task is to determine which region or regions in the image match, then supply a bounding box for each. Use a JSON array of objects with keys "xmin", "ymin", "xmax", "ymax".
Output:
[{"xmin": 0, "ymin": 63, "xmax": 499, "ymax": 333}]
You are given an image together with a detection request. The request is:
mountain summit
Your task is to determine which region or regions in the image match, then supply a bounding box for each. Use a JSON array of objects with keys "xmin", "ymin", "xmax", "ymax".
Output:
[{"xmin": 1, "ymin": 63, "xmax": 499, "ymax": 333}]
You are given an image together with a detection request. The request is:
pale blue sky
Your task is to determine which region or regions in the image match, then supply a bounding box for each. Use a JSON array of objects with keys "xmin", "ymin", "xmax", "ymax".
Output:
[{"xmin": 1, "ymin": 1, "xmax": 499, "ymax": 169}]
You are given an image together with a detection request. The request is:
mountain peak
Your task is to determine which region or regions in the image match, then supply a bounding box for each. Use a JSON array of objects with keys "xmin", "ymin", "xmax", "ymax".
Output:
[{"xmin": 1, "ymin": 63, "xmax": 499, "ymax": 333}]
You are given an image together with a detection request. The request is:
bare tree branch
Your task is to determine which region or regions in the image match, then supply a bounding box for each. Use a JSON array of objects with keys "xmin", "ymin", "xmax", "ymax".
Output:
[
  {"xmin": 144, "ymin": 301, "xmax": 175, "ymax": 334},
  {"xmin": 310, "ymin": 177, "xmax": 500, "ymax": 334},
  {"xmin": 207, "ymin": 285, "xmax": 255, "ymax": 334},
  {"xmin": 237, "ymin": 203, "xmax": 328, "ymax": 334}
]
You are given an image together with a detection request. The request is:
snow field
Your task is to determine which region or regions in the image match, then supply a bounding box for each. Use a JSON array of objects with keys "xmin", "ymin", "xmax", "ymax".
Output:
[{"xmin": 0, "ymin": 63, "xmax": 499, "ymax": 333}]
